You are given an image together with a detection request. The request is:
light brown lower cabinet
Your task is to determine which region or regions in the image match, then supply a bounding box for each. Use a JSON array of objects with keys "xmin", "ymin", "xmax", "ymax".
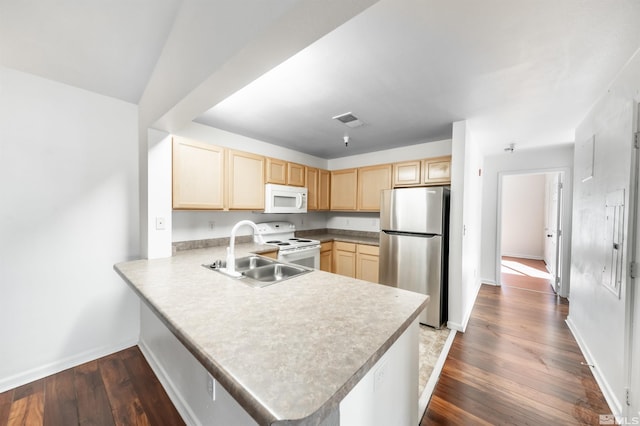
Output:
[
  {"xmin": 320, "ymin": 241, "xmax": 333, "ymax": 272},
  {"xmin": 333, "ymin": 241, "xmax": 356, "ymax": 278},
  {"xmin": 331, "ymin": 241, "xmax": 379, "ymax": 283},
  {"xmin": 356, "ymin": 244, "xmax": 379, "ymax": 283},
  {"xmin": 260, "ymin": 250, "xmax": 278, "ymax": 260}
]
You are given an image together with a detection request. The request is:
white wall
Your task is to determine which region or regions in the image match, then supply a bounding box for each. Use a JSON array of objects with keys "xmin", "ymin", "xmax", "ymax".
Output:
[
  {"xmin": 480, "ymin": 145, "xmax": 574, "ymax": 286},
  {"xmin": 0, "ymin": 67, "xmax": 140, "ymax": 391},
  {"xmin": 566, "ymin": 49, "xmax": 640, "ymax": 418},
  {"xmin": 447, "ymin": 121, "xmax": 484, "ymax": 332},
  {"xmin": 501, "ymin": 174, "xmax": 546, "ymax": 259}
]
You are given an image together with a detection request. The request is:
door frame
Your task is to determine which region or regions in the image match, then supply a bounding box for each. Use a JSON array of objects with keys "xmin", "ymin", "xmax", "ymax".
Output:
[
  {"xmin": 496, "ymin": 167, "xmax": 572, "ymax": 298},
  {"xmin": 624, "ymin": 103, "xmax": 639, "ymax": 420}
]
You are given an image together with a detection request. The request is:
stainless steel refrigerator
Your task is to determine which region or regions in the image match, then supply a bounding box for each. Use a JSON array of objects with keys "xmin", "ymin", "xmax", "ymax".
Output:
[{"xmin": 378, "ymin": 187, "xmax": 450, "ymax": 328}]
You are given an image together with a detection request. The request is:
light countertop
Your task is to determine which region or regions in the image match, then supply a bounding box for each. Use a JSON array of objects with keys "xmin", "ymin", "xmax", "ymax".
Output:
[{"xmin": 114, "ymin": 243, "xmax": 427, "ymax": 425}]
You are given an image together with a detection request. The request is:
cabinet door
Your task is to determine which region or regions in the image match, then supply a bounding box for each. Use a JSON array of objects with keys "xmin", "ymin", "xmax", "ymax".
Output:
[
  {"xmin": 318, "ymin": 169, "xmax": 331, "ymax": 211},
  {"xmin": 333, "ymin": 241, "xmax": 356, "ymax": 278},
  {"xmin": 422, "ymin": 156, "xmax": 451, "ymax": 185},
  {"xmin": 357, "ymin": 164, "xmax": 392, "ymax": 211},
  {"xmin": 172, "ymin": 137, "xmax": 225, "ymax": 209},
  {"xmin": 228, "ymin": 150, "xmax": 265, "ymax": 209},
  {"xmin": 265, "ymin": 157, "xmax": 287, "ymax": 185},
  {"xmin": 287, "ymin": 162, "xmax": 306, "ymax": 187},
  {"xmin": 306, "ymin": 167, "xmax": 319, "ymax": 210},
  {"xmin": 356, "ymin": 244, "xmax": 379, "ymax": 283},
  {"xmin": 330, "ymin": 169, "xmax": 358, "ymax": 210},
  {"xmin": 392, "ymin": 160, "xmax": 422, "ymax": 187},
  {"xmin": 320, "ymin": 241, "xmax": 333, "ymax": 272}
]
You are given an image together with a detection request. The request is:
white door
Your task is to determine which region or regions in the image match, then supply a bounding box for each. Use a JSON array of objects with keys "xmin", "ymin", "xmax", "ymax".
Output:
[{"xmin": 543, "ymin": 173, "xmax": 563, "ymax": 293}]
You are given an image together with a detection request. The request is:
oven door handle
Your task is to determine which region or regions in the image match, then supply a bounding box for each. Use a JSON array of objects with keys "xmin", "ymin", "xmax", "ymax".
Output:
[{"xmin": 296, "ymin": 193, "xmax": 303, "ymax": 209}]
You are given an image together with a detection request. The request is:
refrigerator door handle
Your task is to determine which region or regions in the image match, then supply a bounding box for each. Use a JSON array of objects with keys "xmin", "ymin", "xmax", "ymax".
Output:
[{"xmin": 382, "ymin": 230, "xmax": 440, "ymax": 238}]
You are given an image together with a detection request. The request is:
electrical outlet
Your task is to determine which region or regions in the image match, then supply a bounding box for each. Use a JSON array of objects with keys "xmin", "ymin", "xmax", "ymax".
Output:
[
  {"xmin": 373, "ymin": 360, "xmax": 387, "ymax": 393},
  {"xmin": 206, "ymin": 373, "xmax": 216, "ymax": 401},
  {"xmin": 155, "ymin": 217, "xmax": 166, "ymax": 230}
]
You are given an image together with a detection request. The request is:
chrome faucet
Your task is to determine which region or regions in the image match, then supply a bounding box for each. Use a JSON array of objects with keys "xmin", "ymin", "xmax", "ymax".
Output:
[{"xmin": 225, "ymin": 220, "xmax": 261, "ymax": 276}]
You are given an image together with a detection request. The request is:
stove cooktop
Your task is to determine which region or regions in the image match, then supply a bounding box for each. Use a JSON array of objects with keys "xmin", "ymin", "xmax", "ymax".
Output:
[{"xmin": 255, "ymin": 222, "xmax": 319, "ymax": 250}]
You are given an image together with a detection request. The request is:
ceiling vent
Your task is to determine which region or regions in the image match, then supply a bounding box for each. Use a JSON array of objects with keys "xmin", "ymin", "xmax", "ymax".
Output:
[{"xmin": 332, "ymin": 112, "xmax": 364, "ymax": 128}]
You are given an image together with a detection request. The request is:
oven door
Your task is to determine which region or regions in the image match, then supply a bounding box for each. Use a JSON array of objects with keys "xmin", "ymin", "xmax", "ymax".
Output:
[{"xmin": 277, "ymin": 246, "xmax": 320, "ymax": 269}]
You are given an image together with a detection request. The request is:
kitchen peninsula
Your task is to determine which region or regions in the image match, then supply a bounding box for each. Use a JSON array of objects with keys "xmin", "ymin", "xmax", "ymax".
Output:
[{"xmin": 115, "ymin": 242, "xmax": 428, "ymax": 425}]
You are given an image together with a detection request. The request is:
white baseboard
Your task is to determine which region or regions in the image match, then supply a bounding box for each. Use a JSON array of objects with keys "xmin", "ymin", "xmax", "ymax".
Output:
[
  {"xmin": 418, "ymin": 328, "xmax": 456, "ymax": 418},
  {"xmin": 481, "ymin": 279, "xmax": 498, "ymax": 286},
  {"xmin": 0, "ymin": 337, "xmax": 138, "ymax": 393},
  {"xmin": 565, "ymin": 316, "xmax": 622, "ymax": 418},
  {"xmin": 138, "ymin": 338, "xmax": 198, "ymax": 426},
  {"xmin": 449, "ymin": 279, "xmax": 483, "ymax": 333},
  {"xmin": 501, "ymin": 253, "xmax": 544, "ymax": 261}
]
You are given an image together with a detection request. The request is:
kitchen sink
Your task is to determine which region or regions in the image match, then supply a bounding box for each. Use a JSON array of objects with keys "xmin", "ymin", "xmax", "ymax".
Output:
[
  {"xmin": 205, "ymin": 255, "xmax": 312, "ymax": 287},
  {"xmin": 242, "ymin": 263, "xmax": 308, "ymax": 283}
]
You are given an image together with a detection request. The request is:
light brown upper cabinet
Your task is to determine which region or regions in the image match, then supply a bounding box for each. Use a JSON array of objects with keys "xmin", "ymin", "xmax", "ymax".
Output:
[
  {"xmin": 318, "ymin": 169, "xmax": 331, "ymax": 210},
  {"xmin": 265, "ymin": 157, "xmax": 287, "ymax": 185},
  {"xmin": 393, "ymin": 156, "xmax": 452, "ymax": 187},
  {"xmin": 306, "ymin": 167, "xmax": 319, "ymax": 210},
  {"xmin": 422, "ymin": 156, "xmax": 452, "ymax": 185},
  {"xmin": 287, "ymin": 162, "xmax": 306, "ymax": 187},
  {"xmin": 266, "ymin": 158, "xmax": 306, "ymax": 187},
  {"xmin": 393, "ymin": 160, "xmax": 422, "ymax": 187},
  {"xmin": 227, "ymin": 149, "xmax": 265, "ymax": 210},
  {"xmin": 172, "ymin": 136, "xmax": 225, "ymax": 210},
  {"xmin": 330, "ymin": 168, "xmax": 358, "ymax": 210},
  {"xmin": 357, "ymin": 164, "xmax": 392, "ymax": 211}
]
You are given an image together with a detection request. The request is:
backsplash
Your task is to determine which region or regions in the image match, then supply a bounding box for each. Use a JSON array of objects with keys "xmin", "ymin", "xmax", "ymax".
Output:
[{"xmin": 172, "ymin": 228, "xmax": 380, "ymax": 254}]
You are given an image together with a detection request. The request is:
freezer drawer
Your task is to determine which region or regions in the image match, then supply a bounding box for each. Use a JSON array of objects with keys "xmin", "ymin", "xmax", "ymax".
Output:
[{"xmin": 379, "ymin": 231, "xmax": 444, "ymax": 327}]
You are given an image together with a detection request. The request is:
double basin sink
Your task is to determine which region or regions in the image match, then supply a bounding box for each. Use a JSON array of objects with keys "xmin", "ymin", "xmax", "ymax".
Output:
[{"xmin": 205, "ymin": 255, "xmax": 312, "ymax": 288}]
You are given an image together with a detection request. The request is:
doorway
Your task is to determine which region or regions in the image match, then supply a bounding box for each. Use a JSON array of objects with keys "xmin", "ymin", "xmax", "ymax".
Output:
[{"xmin": 497, "ymin": 170, "xmax": 565, "ymax": 295}]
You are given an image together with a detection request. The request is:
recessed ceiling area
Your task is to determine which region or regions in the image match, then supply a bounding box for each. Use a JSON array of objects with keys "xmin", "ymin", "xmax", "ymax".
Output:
[{"xmin": 194, "ymin": 0, "xmax": 640, "ymax": 158}]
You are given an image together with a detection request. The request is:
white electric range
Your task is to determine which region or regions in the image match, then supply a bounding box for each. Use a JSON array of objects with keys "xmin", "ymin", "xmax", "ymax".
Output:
[{"xmin": 254, "ymin": 222, "xmax": 320, "ymax": 269}]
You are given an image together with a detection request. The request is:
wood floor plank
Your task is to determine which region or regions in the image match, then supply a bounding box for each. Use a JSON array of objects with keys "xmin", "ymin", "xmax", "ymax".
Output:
[
  {"xmin": 120, "ymin": 347, "xmax": 185, "ymax": 426},
  {"xmin": 423, "ymin": 258, "xmax": 612, "ymax": 425},
  {"xmin": 44, "ymin": 368, "xmax": 79, "ymax": 425},
  {"xmin": 7, "ymin": 389, "xmax": 44, "ymax": 426},
  {"xmin": 0, "ymin": 389, "xmax": 13, "ymax": 425},
  {"xmin": 99, "ymin": 352, "xmax": 150, "ymax": 426},
  {"xmin": 75, "ymin": 360, "xmax": 116, "ymax": 426}
]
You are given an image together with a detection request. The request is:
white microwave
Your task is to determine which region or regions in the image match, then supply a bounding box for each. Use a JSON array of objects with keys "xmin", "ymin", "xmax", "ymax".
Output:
[{"xmin": 264, "ymin": 184, "xmax": 308, "ymax": 213}]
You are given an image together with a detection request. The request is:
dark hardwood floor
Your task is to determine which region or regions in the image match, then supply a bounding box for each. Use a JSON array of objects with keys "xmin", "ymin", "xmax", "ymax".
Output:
[
  {"xmin": 0, "ymin": 346, "xmax": 184, "ymax": 426},
  {"xmin": 422, "ymin": 257, "xmax": 613, "ymax": 425}
]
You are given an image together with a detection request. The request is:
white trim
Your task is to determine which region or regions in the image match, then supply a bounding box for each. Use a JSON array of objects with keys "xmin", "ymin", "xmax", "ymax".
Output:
[
  {"xmin": 501, "ymin": 253, "xmax": 544, "ymax": 261},
  {"xmin": 566, "ymin": 317, "xmax": 622, "ymax": 418},
  {"xmin": 481, "ymin": 279, "xmax": 498, "ymax": 286},
  {"xmin": 138, "ymin": 338, "xmax": 197, "ymax": 426},
  {"xmin": 447, "ymin": 280, "xmax": 483, "ymax": 332},
  {"xmin": 0, "ymin": 337, "xmax": 138, "ymax": 393},
  {"xmin": 418, "ymin": 329, "xmax": 456, "ymax": 418}
]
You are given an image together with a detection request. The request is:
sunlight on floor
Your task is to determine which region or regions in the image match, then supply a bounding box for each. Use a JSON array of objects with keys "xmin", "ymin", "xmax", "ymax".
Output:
[{"xmin": 501, "ymin": 259, "xmax": 552, "ymax": 279}]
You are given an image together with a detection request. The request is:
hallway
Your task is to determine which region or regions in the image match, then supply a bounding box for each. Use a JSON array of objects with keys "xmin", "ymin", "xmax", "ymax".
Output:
[{"xmin": 422, "ymin": 257, "xmax": 612, "ymax": 425}]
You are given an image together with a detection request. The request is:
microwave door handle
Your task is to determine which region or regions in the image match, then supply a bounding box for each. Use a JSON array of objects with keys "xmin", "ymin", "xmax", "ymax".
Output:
[{"xmin": 296, "ymin": 193, "xmax": 303, "ymax": 209}]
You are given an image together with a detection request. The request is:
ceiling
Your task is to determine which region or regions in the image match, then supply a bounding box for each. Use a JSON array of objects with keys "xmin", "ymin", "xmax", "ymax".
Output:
[{"xmin": 2, "ymin": 0, "xmax": 640, "ymax": 158}]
